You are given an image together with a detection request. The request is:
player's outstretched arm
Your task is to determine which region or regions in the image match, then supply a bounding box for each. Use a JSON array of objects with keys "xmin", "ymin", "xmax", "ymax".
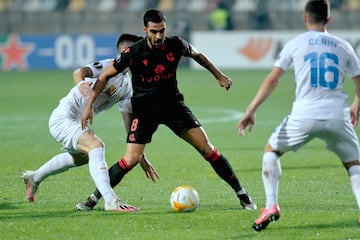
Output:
[
  {"xmin": 237, "ymin": 67, "xmax": 284, "ymax": 136},
  {"xmin": 189, "ymin": 47, "xmax": 232, "ymax": 90}
]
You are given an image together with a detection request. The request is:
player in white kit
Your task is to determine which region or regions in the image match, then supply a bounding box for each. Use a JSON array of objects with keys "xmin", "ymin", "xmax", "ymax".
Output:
[
  {"xmin": 22, "ymin": 34, "xmax": 159, "ymax": 211},
  {"xmin": 237, "ymin": 0, "xmax": 360, "ymax": 231}
]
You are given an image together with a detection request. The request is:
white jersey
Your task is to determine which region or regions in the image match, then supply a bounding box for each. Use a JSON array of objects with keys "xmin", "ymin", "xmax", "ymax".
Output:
[
  {"xmin": 275, "ymin": 30, "xmax": 360, "ymax": 120},
  {"xmin": 49, "ymin": 59, "xmax": 132, "ymax": 152},
  {"xmin": 58, "ymin": 58, "xmax": 132, "ymax": 120}
]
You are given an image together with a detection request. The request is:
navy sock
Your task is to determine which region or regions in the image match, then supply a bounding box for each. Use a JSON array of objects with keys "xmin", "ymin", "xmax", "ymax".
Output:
[{"xmin": 205, "ymin": 148, "xmax": 242, "ymax": 193}]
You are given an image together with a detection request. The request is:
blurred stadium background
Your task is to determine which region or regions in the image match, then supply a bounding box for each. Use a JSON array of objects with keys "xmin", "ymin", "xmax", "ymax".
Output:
[
  {"xmin": 0, "ymin": 0, "xmax": 359, "ymax": 33},
  {"xmin": 0, "ymin": 0, "xmax": 359, "ymax": 71}
]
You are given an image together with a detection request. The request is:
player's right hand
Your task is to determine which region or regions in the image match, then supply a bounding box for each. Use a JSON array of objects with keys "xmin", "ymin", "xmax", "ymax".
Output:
[{"xmin": 236, "ymin": 111, "xmax": 255, "ymax": 136}]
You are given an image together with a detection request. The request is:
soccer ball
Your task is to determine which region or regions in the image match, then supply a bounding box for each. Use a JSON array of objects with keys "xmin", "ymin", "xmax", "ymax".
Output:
[{"xmin": 170, "ymin": 185, "xmax": 199, "ymax": 212}]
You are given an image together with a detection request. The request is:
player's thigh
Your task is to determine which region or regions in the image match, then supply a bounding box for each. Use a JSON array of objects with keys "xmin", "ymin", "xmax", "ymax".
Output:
[
  {"xmin": 180, "ymin": 127, "xmax": 213, "ymax": 155},
  {"xmin": 324, "ymin": 120, "xmax": 360, "ymax": 163},
  {"xmin": 268, "ymin": 116, "xmax": 314, "ymax": 153},
  {"xmin": 49, "ymin": 115, "xmax": 89, "ymax": 152}
]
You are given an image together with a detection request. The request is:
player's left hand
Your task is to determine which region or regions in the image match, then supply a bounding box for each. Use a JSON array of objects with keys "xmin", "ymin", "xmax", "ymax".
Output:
[
  {"xmin": 217, "ymin": 74, "xmax": 232, "ymax": 91},
  {"xmin": 350, "ymin": 104, "xmax": 359, "ymax": 127},
  {"xmin": 139, "ymin": 156, "xmax": 160, "ymax": 182}
]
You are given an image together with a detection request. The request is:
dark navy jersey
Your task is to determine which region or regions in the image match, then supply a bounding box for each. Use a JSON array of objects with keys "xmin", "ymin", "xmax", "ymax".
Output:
[{"xmin": 113, "ymin": 36, "xmax": 192, "ymax": 100}]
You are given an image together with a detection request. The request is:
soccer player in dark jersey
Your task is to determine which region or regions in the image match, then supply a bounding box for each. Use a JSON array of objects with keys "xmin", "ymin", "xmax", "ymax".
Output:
[{"xmin": 78, "ymin": 9, "xmax": 257, "ymax": 211}]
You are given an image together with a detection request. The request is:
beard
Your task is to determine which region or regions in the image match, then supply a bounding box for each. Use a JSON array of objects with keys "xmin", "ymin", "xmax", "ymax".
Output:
[{"xmin": 148, "ymin": 37, "xmax": 163, "ymax": 49}]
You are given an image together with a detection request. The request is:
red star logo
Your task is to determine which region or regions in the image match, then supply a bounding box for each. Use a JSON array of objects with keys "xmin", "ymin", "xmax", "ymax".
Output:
[{"xmin": 0, "ymin": 35, "xmax": 34, "ymax": 71}]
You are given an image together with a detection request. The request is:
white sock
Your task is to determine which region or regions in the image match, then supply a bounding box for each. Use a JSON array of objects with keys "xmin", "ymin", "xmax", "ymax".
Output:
[
  {"xmin": 262, "ymin": 152, "xmax": 281, "ymax": 209},
  {"xmin": 88, "ymin": 147, "xmax": 117, "ymax": 204},
  {"xmin": 33, "ymin": 153, "xmax": 76, "ymax": 183},
  {"xmin": 348, "ymin": 165, "xmax": 360, "ymax": 211}
]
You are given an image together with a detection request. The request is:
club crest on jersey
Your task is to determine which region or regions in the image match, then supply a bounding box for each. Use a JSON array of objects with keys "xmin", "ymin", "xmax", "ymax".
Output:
[
  {"xmin": 93, "ymin": 61, "xmax": 103, "ymax": 69},
  {"xmin": 129, "ymin": 133, "xmax": 136, "ymax": 142},
  {"xmin": 154, "ymin": 65, "xmax": 165, "ymax": 74}
]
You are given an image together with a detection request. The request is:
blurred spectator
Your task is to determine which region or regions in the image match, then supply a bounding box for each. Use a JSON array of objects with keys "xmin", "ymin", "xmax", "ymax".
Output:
[
  {"xmin": 208, "ymin": 1, "xmax": 233, "ymax": 31},
  {"xmin": 67, "ymin": 0, "xmax": 86, "ymax": 12},
  {"xmin": 172, "ymin": 8, "xmax": 191, "ymax": 66},
  {"xmin": 250, "ymin": 0, "xmax": 271, "ymax": 30},
  {"xmin": 128, "ymin": 0, "xmax": 145, "ymax": 11},
  {"xmin": 24, "ymin": 0, "xmax": 57, "ymax": 11},
  {"xmin": 172, "ymin": 10, "xmax": 191, "ymax": 41},
  {"xmin": 344, "ymin": 0, "xmax": 360, "ymax": 11},
  {"xmin": 145, "ymin": 0, "xmax": 159, "ymax": 9},
  {"xmin": 331, "ymin": 0, "xmax": 346, "ymax": 10},
  {"xmin": 233, "ymin": 0, "xmax": 256, "ymax": 12},
  {"xmin": 0, "ymin": 0, "xmax": 10, "ymax": 11},
  {"xmin": 56, "ymin": 0, "xmax": 69, "ymax": 11}
]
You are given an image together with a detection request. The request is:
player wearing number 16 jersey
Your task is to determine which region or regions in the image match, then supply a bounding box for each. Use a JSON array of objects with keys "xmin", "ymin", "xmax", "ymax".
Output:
[{"xmin": 237, "ymin": 0, "xmax": 360, "ymax": 231}]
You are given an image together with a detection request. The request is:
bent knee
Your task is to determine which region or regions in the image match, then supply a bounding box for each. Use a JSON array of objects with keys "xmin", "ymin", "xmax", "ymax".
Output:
[
  {"xmin": 72, "ymin": 153, "xmax": 89, "ymax": 166},
  {"xmin": 344, "ymin": 160, "xmax": 360, "ymax": 170},
  {"xmin": 264, "ymin": 143, "xmax": 283, "ymax": 156},
  {"xmin": 77, "ymin": 139, "xmax": 105, "ymax": 153},
  {"xmin": 74, "ymin": 157, "xmax": 88, "ymax": 166}
]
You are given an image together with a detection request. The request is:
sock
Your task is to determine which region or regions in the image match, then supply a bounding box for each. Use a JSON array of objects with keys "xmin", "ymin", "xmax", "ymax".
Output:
[
  {"xmin": 33, "ymin": 153, "xmax": 76, "ymax": 183},
  {"xmin": 93, "ymin": 157, "xmax": 133, "ymax": 199},
  {"xmin": 348, "ymin": 165, "xmax": 360, "ymax": 211},
  {"xmin": 262, "ymin": 152, "xmax": 281, "ymax": 209},
  {"xmin": 88, "ymin": 147, "xmax": 117, "ymax": 204},
  {"xmin": 205, "ymin": 148, "xmax": 242, "ymax": 193}
]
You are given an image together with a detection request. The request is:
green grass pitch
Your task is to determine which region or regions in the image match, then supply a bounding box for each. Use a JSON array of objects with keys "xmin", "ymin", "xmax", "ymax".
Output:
[{"xmin": 1, "ymin": 68, "xmax": 359, "ymax": 239}]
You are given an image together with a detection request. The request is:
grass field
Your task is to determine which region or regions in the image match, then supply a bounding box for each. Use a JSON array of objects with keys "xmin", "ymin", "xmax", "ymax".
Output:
[{"xmin": 1, "ymin": 68, "xmax": 360, "ymax": 240}]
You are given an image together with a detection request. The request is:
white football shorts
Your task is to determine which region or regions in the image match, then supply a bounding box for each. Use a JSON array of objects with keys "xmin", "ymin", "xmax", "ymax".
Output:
[
  {"xmin": 48, "ymin": 104, "xmax": 90, "ymax": 153},
  {"xmin": 268, "ymin": 116, "xmax": 360, "ymax": 163}
]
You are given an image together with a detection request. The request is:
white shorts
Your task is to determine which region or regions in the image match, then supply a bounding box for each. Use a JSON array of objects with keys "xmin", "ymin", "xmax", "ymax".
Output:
[
  {"xmin": 48, "ymin": 104, "xmax": 89, "ymax": 153},
  {"xmin": 268, "ymin": 116, "xmax": 360, "ymax": 163}
]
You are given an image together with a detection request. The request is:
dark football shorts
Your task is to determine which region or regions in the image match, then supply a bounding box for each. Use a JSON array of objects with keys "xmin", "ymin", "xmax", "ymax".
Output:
[{"xmin": 127, "ymin": 98, "xmax": 201, "ymax": 144}]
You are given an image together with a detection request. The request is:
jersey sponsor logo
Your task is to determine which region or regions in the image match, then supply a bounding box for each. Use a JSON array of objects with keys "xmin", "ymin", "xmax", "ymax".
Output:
[
  {"xmin": 141, "ymin": 71, "xmax": 175, "ymax": 83},
  {"xmin": 239, "ymin": 37, "xmax": 272, "ymax": 61}
]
